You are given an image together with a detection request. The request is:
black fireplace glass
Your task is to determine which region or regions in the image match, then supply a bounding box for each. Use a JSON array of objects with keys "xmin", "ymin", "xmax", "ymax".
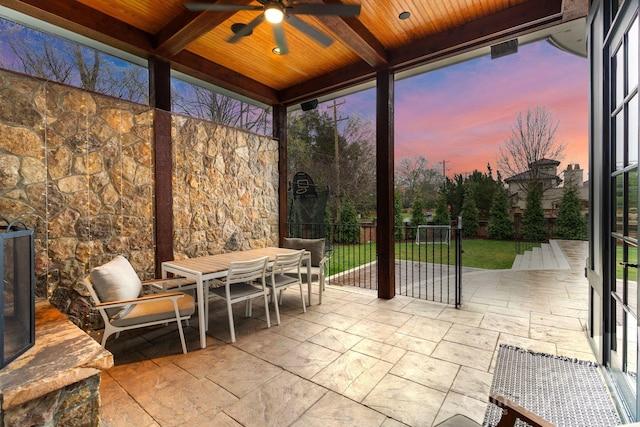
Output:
[{"xmin": 1, "ymin": 225, "xmax": 35, "ymax": 369}]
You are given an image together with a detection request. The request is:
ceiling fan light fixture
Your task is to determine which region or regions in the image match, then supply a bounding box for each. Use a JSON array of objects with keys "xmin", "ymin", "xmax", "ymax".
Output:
[{"xmin": 264, "ymin": 4, "xmax": 284, "ymax": 24}]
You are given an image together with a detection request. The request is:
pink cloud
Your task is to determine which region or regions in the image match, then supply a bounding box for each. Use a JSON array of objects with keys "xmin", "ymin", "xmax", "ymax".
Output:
[{"xmin": 392, "ymin": 40, "xmax": 589, "ymax": 180}]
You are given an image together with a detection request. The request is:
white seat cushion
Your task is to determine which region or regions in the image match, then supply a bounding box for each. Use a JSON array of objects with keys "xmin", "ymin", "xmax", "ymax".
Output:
[{"xmin": 111, "ymin": 293, "xmax": 195, "ymax": 327}]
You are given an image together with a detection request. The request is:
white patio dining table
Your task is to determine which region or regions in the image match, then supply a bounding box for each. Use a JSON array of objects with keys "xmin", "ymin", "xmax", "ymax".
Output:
[{"xmin": 161, "ymin": 247, "xmax": 313, "ymax": 349}]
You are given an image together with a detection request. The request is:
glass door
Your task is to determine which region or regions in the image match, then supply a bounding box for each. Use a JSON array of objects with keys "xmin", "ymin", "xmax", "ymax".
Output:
[{"xmin": 609, "ymin": 4, "xmax": 639, "ymax": 418}]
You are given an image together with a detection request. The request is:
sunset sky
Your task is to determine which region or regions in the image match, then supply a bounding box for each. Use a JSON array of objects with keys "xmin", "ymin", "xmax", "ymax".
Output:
[{"xmin": 330, "ymin": 39, "xmax": 589, "ymax": 181}]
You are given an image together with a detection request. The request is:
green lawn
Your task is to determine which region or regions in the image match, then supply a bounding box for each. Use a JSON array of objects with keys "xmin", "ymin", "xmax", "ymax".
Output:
[
  {"xmin": 616, "ymin": 245, "xmax": 638, "ymax": 282},
  {"xmin": 327, "ymin": 239, "xmax": 519, "ymax": 276}
]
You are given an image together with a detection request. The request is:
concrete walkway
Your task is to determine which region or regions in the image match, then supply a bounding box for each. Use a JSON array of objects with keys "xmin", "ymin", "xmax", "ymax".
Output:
[{"xmin": 511, "ymin": 240, "xmax": 571, "ymax": 270}]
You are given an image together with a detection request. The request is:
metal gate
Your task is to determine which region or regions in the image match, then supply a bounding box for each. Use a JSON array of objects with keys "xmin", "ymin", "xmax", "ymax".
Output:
[{"xmin": 287, "ymin": 218, "xmax": 463, "ymax": 307}]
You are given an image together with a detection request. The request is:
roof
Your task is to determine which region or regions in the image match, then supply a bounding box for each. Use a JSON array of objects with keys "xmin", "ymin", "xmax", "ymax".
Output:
[
  {"xmin": 1, "ymin": 0, "xmax": 589, "ymax": 107},
  {"xmin": 529, "ymin": 158, "xmax": 561, "ymax": 167},
  {"xmin": 504, "ymin": 170, "xmax": 562, "ymax": 183}
]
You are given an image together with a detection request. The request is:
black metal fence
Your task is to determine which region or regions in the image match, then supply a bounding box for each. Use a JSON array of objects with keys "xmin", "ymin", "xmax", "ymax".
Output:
[
  {"xmin": 287, "ymin": 219, "xmax": 463, "ymax": 307},
  {"xmin": 515, "ymin": 240, "xmax": 537, "ymax": 255}
]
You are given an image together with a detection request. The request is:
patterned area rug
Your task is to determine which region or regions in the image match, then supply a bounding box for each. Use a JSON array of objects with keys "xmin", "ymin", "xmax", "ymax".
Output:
[{"xmin": 483, "ymin": 344, "xmax": 621, "ymax": 427}]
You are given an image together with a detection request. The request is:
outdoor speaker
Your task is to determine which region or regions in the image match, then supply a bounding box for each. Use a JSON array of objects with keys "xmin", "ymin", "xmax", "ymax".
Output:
[{"xmin": 301, "ymin": 99, "xmax": 318, "ymax": 111}]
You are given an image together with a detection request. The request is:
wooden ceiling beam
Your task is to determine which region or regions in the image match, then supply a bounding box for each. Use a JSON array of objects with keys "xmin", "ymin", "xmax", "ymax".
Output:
[
  {"xmin": 318, "ymin": 16, "xmax": 387, "ymax": 67},
  {"xmin": 301, "ymin": 0, "xmax": 387, "ymax": 67},
  {"xmin": 155, "ymin": 1, "xmax": 256, "ymax": 57},
  {"xmin": 3, "ymin": 0, "xmax": 154, "ymax": 56},
  {"xmin": 279, "ymin": 60, "xmax": 377, "ymax": 105}
]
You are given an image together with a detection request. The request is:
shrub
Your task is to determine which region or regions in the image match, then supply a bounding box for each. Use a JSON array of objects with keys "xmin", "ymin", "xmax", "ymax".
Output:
[
  {"xmin": 555, "ymin": 187, "xmax": 587, "ymax": 240},
  {"xmin": 521, "ymin": 187, "xmax": 547, "ymax": 242},
  {"xmin": 460, "ymin": 190, "xmax": 479, "ymax": 238},
  {"xmin": 488, "ymin": 188, "xmax": 514, "ymax": 240},
  {"xmin": 409, "ymin": 198, "xmax": 427, "ymax": 239},
  {"xmin": 433, "ymin": 195, "xmax": 451, "ymax": 225},
  {"xmin": 336, "ymin": 198, "xmax": 359, "ymax": 243},
  {"xmin": 394, "ymin": 190, "xmax": 404, "ymax": 241}
]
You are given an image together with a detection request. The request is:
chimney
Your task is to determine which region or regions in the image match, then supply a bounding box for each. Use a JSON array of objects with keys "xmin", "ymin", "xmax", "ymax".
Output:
[{"xmin": 564, "ymin": 164, "xmax": 584, "ymax": 188}]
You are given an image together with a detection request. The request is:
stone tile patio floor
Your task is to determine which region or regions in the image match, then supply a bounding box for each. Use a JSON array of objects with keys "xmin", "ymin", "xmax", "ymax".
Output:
[{"xmin": 98, "ymin": 241, "xmax": 593, "ymax": 427}]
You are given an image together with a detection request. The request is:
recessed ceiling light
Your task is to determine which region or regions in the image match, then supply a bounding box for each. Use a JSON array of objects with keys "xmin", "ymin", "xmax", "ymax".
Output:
[
  {"xmin": 272, "ymin": 47, "xmax": 282, "ymax": 55},
  {"xmin": 399, "ymin": 11, "xmax": 411, "ymax": 20}
]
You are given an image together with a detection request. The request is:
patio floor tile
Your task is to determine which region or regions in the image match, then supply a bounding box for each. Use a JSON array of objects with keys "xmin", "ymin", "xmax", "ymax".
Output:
[
  {"xmin": 312, "ymin": 350, "xmax": 393, "ymax": 400},
  {"xmin": 224, "ymin": 371, "xmax": 326, "ymax": 427},
  {"xmin": 431, "ymin": 340, "xmax": 493, "ymax": 371},
  {"xmin": 290, "ymin": 391, "xmax": 387, "ymax": 427},
  {"xmin": 450, "ymin": 366, "xmax": 494, "ymax": 402},
  {"xmin": 442, "ymin": 323, "xmax": 499, "ymax": 351},
  {"xmin": 433, "ymin": 391, "xmax": 488, "ymax": 426},
  {"xmin": 97, "ymin": 240, "xmax": 601, "ymax": 426},
  {"xmin": 390, "ymin": 351, "xmax": 459, "ymax": 393},
  {"xmin": 363, "ymin": 374, "xmax": 446, "ymax": 427}
]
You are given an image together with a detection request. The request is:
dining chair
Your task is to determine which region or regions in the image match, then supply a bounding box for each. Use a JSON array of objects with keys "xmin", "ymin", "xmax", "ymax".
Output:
[
  {"xmin": 265, "ymin": 249, "xmax": 305, "ymax": 325},
  {"xmin": 207, "ymin": 255, "xmax": 271, "ymax": 342},
  {"xmin": 84, "ymin": 255, "xmax": 195, "ymax": 354},
  {"xmin": 282, "ymin": 237, "xmax": 333, "ymax": 293}
]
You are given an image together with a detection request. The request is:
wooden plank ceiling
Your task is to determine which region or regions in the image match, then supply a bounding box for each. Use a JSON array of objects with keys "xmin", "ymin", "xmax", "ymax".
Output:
[{"xmin": 1, "ymin": 0, "xmax": 588, "ymax": 106}]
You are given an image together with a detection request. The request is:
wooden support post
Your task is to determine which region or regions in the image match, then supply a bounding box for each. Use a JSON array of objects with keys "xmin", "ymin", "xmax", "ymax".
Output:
[
  {"xmin": 274, "ymin": 104, "xmax": 288, "ymax": 245},
  {"xmin": 149, "ymin": 57, "xmax": 173, "ymax": 277},
  {"xmin": 376, "ymin": 69, "xmax": 395, "ymax": 299}
]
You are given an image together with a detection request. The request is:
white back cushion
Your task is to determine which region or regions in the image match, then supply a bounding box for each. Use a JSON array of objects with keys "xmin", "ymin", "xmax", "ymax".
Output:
[{"xmin": 90, "ymin": 255, "xmax": 142, "ymax": 303}]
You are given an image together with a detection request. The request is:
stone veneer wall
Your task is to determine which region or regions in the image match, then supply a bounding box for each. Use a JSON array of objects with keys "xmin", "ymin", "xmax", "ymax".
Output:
[
  {"xmin": 171, "ymin": 115, "xmax": 279, "ymax": 258},
  {"xmin": 0, "ymin": 68, "xmax": 279, "ymax": 328},
  {"xmin": 2, "ymin": 372, "xmax": 101, "ymax": 426}
]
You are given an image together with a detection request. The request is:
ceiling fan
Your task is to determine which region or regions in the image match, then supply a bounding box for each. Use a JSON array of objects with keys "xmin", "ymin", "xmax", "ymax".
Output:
[{"xmin": 185, "ymin": 1, "xmax": 361, "ymax": 55}]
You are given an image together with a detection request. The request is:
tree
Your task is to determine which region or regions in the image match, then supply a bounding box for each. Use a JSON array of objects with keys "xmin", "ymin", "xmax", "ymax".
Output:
[
  {"xmin": 173, "ymin": 84, "xmax": 269, "ymax": 134},
  {"xmin": 394, "ymin": 189, "xmax": 404, "ymax": 241},
  {"xmin": 488, "ymin": 187, "xmax": 514, "ymax": 240},
  {"xmin": 409, "ymin": 198, "xmax": 427, "ymax": 240},
  {"xmin": 465, "ymin": 165, "xmax": 501, "ymax": 220},
  {"xmin": 433, "ymin": 194, "xmax": 451, "ymax": 226},
  {"xmin": 521, "ymin": 185, "xmax": 547, "ymax": 241},
  {"xmin": 0, "ymin": 21, "xmax": 148, "ymax": 103},
  {"xmin": 555, "ymin": 187, "xmax": 587, "ymax": 240},
  {"xmin": 395, "ymin": 155, "xmax": 443, "ymax": 210},
  {"xmin": 287, "ymin": 108, "xmax": 376, "ymax": 220},
  {"xmin": 497, "ymin": 106, "xmax": 566, "ymax": 195},
  {"xmin": 336, "ymin": 198, "xmax": 359, "ymax": 243},
  {"xmin": 441, "ymin": 174, "xmax": 464, "ymax": 218},
  {"xmin": 460, "ymin": 190, "xmax": 479, "ymax": 238}
]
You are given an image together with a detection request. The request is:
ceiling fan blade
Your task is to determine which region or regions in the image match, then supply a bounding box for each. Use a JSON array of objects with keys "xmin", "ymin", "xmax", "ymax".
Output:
[
  {"xmin": 228, "ymin": 14, "xmax": 265, "ymax": 43},
  {"xmin": 286, "ymin": 15, "xmax": 333, "ymax": 47},
  {"xmin": 185, "ymin": 3, "xmax": 263, "ymax": 12},
  {"xmin": 288, "ymin": 3, "xmax": 361, "ymax": 17},
  {"xmin": 272, "ymin": 22, "xmax": 289, "ymax": 55}
]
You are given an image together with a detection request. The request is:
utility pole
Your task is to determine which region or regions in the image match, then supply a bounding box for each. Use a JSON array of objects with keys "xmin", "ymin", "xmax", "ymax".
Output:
[
  {"xmin": 328, "ymin": 99, "xmax": 347, "ymax": 221},
  {"xmin": 438, "ymin": 159, "xmax": 451, "ymax": 188}
]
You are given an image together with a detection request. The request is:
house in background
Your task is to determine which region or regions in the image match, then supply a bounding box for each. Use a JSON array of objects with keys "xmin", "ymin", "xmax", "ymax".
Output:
[{"xmin": 505, "ymin": 159, "xmax": 589, "ymax": 224}]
